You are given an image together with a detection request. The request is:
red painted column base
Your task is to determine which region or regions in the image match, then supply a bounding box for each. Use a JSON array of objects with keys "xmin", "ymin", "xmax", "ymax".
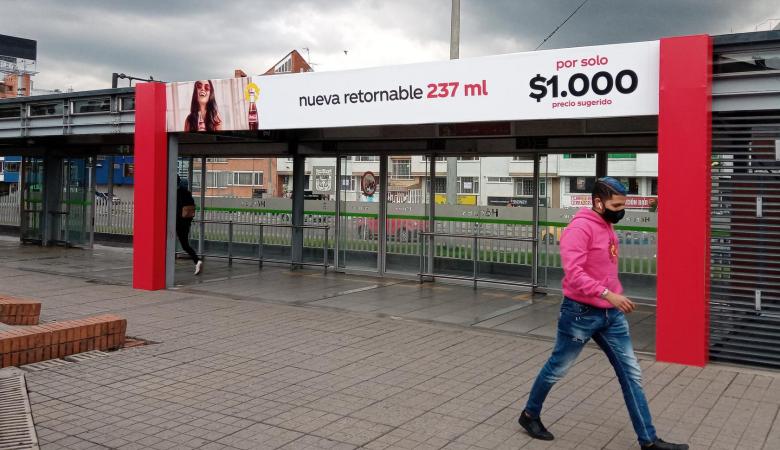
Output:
[{"xmin": 132, "ymin": 83, "xmax": 168, "ymax": 290}]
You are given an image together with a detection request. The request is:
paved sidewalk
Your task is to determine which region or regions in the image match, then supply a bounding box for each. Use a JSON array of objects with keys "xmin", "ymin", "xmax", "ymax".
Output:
[
  {"xmin": 1, "ymin": 249, "xmax": 779, "ymax": 449},
  {"xmin": 0, "ymin": 235, "xmax": 657, "ymax": 353}
]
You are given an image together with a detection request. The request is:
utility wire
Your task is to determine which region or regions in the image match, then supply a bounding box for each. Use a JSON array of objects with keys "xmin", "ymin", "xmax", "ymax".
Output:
[{"xmin": 535, "ymin": 0, "xmax": 591, "ymax": 50}]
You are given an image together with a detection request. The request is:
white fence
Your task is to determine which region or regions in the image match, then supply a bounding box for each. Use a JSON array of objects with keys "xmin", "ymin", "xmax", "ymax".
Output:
[
  {"xmin": 0, "ymin": 192, "xmax": 20, "ymax": 226},
  {"xmin": 94, "ymin": 198, "xmax": 134, "ymax": 235}
]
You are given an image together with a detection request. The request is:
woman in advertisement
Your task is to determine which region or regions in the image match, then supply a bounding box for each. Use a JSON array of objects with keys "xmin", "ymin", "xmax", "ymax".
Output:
[{"xmin": 184, "ymin": 80, "xmax": 223, "ymax": 132}]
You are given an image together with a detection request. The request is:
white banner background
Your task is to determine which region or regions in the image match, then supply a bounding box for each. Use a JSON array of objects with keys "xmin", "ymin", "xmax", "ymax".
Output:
[{"xmin": 168, "ymin": 40, "xmax": 659, "ymax": 132}]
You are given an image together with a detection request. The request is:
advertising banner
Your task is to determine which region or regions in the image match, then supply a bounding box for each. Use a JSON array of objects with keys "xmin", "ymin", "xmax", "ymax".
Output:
[{"xmin": 166, "ymin": 40, "xmax": 659, "ymax": 132}]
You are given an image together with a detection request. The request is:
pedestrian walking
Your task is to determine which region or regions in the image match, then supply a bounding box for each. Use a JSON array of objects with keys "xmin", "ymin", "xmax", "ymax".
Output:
[
  {"xmin": 176, "ymin": 176, "xmax": 202, "ymax": 275},
  {"xmin": 518, "ymin": 177, "xmax": 688, "ymax": 450}
]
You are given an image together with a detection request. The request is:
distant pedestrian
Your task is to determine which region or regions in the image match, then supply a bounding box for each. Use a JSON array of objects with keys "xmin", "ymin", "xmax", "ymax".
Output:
[
  {"xmin": 176, "ymin": 176, "xmax": 202, "ymax": 275},
  {"xmin": 518, "ymin": 177, "xmax": 687, "ymax": 450}
]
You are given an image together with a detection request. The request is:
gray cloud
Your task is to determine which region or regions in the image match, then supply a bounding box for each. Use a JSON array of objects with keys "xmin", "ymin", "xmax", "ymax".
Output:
[{"xmin": 1, "ymin": 0, "xmax": 778, "ymax": 92}]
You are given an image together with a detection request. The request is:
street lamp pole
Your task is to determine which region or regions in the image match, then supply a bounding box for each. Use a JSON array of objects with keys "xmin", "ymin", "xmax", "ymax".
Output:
[{"xmin": 446, "ymin": 0, "xmax": 460, "ymax": 205}]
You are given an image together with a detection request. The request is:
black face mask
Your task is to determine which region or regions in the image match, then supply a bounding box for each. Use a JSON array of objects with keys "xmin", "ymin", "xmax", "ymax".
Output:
[
  {"xmin": 595, "ymin": 200, "xmax": 625, "ymax": 224},
  {"xmin": 601, "ymin": 207, "xmax": 625, "ymax": 224}
]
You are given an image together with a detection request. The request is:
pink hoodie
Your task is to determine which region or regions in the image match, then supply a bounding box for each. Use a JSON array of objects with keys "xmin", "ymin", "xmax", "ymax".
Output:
[{"xmin": 561, "ymin": 208, "xmax": 623, "ymax": 309}]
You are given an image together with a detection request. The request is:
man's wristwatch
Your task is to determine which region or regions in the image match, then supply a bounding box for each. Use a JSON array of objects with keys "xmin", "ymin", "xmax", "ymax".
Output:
[{"xmin": 600, "ymin": 288, "xmax": 609, "ymax": 299}]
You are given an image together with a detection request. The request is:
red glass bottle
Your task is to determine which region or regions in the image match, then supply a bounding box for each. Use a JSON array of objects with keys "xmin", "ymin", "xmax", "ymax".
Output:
[{"xmin": 248, "ymin": 89, "xmax": 258, "ymax": 130}]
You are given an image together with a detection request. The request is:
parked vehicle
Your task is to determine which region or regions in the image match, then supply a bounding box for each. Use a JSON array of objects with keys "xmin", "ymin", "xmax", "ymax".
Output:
[
  {"xmin": 357, "ymin": 217, "xmax": 424, "ymax": 243},
  {"xmin": 95, "ymin": 192, "xmax": 121, "ymax": 205}
]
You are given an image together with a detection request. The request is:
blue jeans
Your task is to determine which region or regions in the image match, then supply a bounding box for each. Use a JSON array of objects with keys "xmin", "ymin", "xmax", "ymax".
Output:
[{"xmin": 525, "ymin": 297, "xmax": 657, "ymax": 445}]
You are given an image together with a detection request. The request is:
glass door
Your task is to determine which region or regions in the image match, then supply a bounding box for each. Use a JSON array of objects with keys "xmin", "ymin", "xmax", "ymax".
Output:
[
  {"xmin": 20, "ymin": 157, "xmax": 45, "ymax": 243},
  {"xmin": 57, "ymin": 157, "xmax": 93, "ymax": 247},
  {"xmin": 337, "ymin": 155, "xmax": 381, "ymax": 272},
  {"xmin": 385, "ymin": 155, "xmax": 430, "ymax": 274}
]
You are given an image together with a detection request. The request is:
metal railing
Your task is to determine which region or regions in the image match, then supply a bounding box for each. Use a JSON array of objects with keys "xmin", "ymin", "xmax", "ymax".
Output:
[
  {"xmin": 0, "ymin": 197, "xmax": 659, "ymax": 276},
  {"xmin": 418, "ymin": 231, "xmax": 537, "ymax": 289},
  {"xmin": 184, "ymin": 219, "xmax": 330, "ymax": 272}
]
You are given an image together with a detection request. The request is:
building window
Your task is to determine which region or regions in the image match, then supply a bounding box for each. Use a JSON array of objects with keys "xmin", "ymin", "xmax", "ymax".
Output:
[
  {"xmin": 275, "ymin": 57, "xmax": 292, "ymax": 74},
  {"xmin": 564, "ymin": 153, "xmax": 596, "ymax": 159},
  {"xmin": 512, "ymin": 156, "xmax": 533, "ymax": 161},
  {"xmin": 457, "ymin": 156, "xmax": 479, "ymax": 161},
  {"xmin": 29, "ymin": 102, "xmax": 64, "ymax": 117},
  {"xmin": 390, "ymin": 159, "xmax": 412, "ymax": 179},
  {"xmin": 514, "ymin": 178, "xmax": 534, "ymax": 196},
  {"xmin": 340, "ymin": 175, "xmax": 356, "ymax": 191},
  {"xmin": 206, "ymin": 158, "xmax": 228, "ymax": 163},
  {"xmin": 650, "ymin": 178, "xmax": 658, "ymax": 196},
  {"xmin": 423, "ymin": 156, "xmax": 447, "ymax": 162},
  {"xmin": 487, "ymin": 177, "xmax": 512, "ymax": 183},
  {"xmin": 615, "ymin": 177, "xmax": 639, "ymax": 195},
  {"xmin": 231, "ymin": 171, "xmax": 263, "ymax": 186},
  {"xmin": 458, "ymin": 177, "xmax": 479, "ymax": 194},
  {"xmin": 354, "ymin": 155, "xmax": 380, "ymax": 162},
  {"xmin": 206, "ymin": 171, "xmax": 229, "ymax": 188},
  {"xmin": 72, "ymin": 97, "xmax": 110, "ymax": 114},
  {"xmin": 427, "ymin": 177, "xmax": 447, "ymax": 193},
  {"xmin": 569, "ymin": 177, "xmax": 596, "ymax": 193}
]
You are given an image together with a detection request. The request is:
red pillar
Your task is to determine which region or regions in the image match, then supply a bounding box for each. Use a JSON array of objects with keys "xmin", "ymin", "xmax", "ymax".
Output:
[
  {"xmin": 656, "ymin": 35, "xmax": 712, "ymax": 366},
  {"xmin": 132, "ymin": 82, "xmax": 168, "ymax": 290}
]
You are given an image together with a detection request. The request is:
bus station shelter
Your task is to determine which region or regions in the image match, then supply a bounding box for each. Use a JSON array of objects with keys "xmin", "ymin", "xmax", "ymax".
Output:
[{"xmin": 1, "ymin": 31, "xmax": 780, "ymax": 369}]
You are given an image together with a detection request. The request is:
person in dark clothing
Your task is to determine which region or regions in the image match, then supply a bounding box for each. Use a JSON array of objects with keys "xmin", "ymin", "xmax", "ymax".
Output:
[{"xmin": 176, "ymin": 176, "xmax": 202, "ymax": 275}]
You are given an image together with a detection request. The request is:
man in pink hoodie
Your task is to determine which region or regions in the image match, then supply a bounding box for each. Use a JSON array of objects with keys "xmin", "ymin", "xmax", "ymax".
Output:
[{"xmin": 518, "ymin": 177, "xmax": 688, "ymax": 450}]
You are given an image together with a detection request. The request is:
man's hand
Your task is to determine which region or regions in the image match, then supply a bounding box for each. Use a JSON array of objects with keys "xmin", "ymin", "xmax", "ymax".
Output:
[{"xmin": 605, "ymin": 291, "xmax": 636, "ymax": 314}]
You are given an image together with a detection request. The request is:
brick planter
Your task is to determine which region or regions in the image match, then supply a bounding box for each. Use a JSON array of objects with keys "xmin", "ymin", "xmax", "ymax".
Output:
[
  {"xmin": 0, "ymin": 314, "xmax": 127, "ymax": 368},
  {"xmin": 0, "ymin": 296, "xmax": 42, "ymax": 325}
]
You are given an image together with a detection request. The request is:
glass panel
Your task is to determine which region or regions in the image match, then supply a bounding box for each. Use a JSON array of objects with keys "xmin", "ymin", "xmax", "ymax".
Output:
[
  {"xmin": 715, "ymin": 50, "xmax": 780, "ymax": 74},
  {"xmin": 338, "ymin": 155, "xmax": 380, "ymax": 271},
  {"xmin": 58, "ymin": 158, "xmax": 92, "ymax": 247},
  {"xmin": 303, "ymin": 157, "xmax": 336, "ymax": 267},
  {"xmin": 609, "ymin": 153, "xmax": 658, "ymax": 303},
  {"xmin": 20, "ymin": 157, "xmax": 44, "ymax": 242},
  {"xmin": 429, "ymin": 155, "xmax": 538, "ymax": 286},
  {"xmin": 385, "ymin": 155, "xmax": 429, "ymax": 274},
  {"xmin": 120, "ymin": 96, "xmax": 135, "ymax": 111},
  {"xmin": 93, "ymin": 155, "xmax": 132, "ymax": 236},
  {"xmin": 29, "ymin": 102, "xmax": 63, "ymax": 116},
  {"xmin": 176, "ymin": 156, "xmax": 291, "ymax": 282},
  {"xmin": 72, "ymin": 97, "xmax": 110, "ymax": 114},
  {"xmin": 0, "ymin": 105, "xmax": 21, "ymax": 119}
]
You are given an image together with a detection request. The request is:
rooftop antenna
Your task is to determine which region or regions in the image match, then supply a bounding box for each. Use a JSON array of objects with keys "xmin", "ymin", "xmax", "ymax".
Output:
[{"xmin": 301, "ymin": 47, "xmax": 319, "ymax": 66}]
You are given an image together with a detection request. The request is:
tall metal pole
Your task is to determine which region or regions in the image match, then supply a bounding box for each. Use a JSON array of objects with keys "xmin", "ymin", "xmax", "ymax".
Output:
[
  {"xmin": 198, "ymin": 157, "xmax": 206, "ymax": 256},
  {"xmin": 334, "ymin": 155, "xmax": 342, "ymax": 271},
  {"xmin": 532, "ymin": 153, "xmax": 541, "ymax": 294},
  {"xmin": 107, "ymin": 156, "xmax": 114, "ymax": 229},
  {"xmin": 446, "ymin": 0, "xmax": 460, "ymax": 206}
]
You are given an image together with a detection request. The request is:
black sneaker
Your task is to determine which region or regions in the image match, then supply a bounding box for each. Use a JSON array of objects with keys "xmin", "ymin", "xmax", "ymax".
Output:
[
  {"xmin": 640, "ymin": 438, "xmax": 689, "ymax": 450},
  {"xmin": 518, "ymin": 410, "xmax": 554, "ymax": 441}
]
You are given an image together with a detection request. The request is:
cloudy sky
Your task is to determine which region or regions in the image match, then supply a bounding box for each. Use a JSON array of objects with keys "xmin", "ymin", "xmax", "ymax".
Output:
[{"xmin": 2, "ymin": 0, "xmax": 779, "ymax": 92}]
